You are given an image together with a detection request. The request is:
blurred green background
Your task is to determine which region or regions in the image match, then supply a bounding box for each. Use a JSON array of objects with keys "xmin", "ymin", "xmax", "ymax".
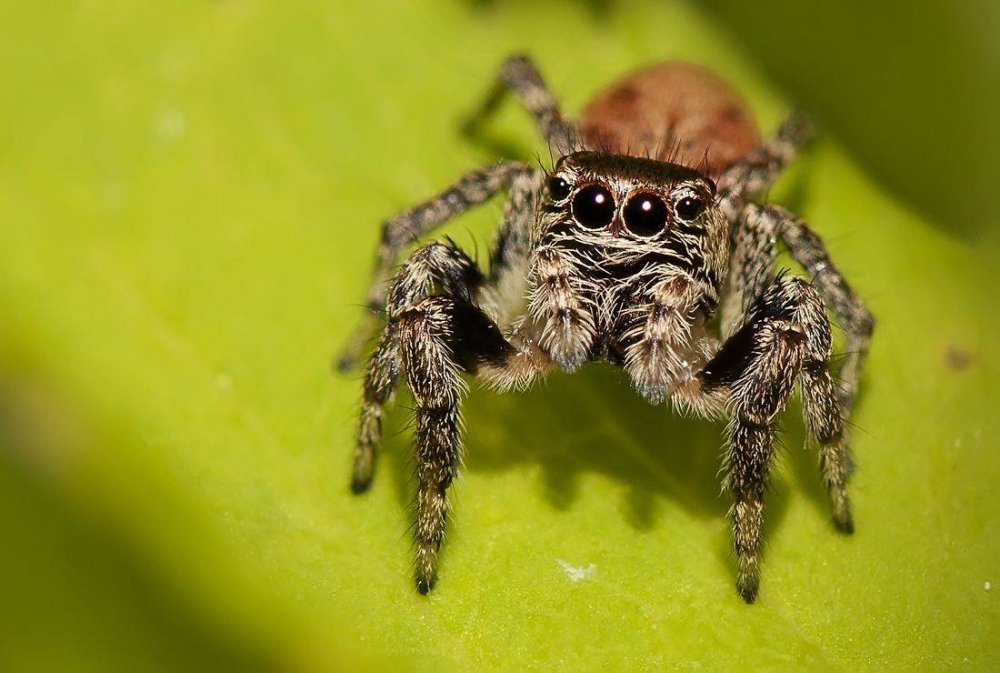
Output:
[
  {"xmin": 1, "ymin": 1, "xmax": 997, "ymax": 671},
  {"xmin": 704, "ymin": 0, "xmax": 1000, "ymax": 245}
]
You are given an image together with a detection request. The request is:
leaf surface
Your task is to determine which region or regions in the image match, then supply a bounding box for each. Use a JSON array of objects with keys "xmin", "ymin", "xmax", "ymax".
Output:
[{"xmin": 0, "ymin": 1, "xmax": 996, "ymax": 671}]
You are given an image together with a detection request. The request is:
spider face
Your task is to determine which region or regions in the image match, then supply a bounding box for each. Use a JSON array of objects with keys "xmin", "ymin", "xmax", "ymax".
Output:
[{"xmin": 547, "ymin": 151, "xmax": 717, "ymax": 240}]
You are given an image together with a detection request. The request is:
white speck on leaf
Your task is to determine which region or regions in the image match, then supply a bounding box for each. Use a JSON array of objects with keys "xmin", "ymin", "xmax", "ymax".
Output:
[
  {"xmin": 556, "ymin": 559, "xmax": 596, "ymax": 582},
  {"xmin": 101, "ymin": 181, "xmax": 128, "ymax": 212},
  {"xmin": 156, "ymin": 108, "xmax": 187, "ymax": 141},
  {"xmin": 985, "ymin": 581, "xmax": 992, "ymax": 591}
]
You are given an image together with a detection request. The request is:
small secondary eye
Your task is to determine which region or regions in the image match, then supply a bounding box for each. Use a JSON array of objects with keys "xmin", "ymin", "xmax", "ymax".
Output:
[
  {"xmin": 572, "ymin": 184, "xmax": 616, "ymax": 229},
  {"xmin": 547, "ymin": 176, "xmax": 571, "ymax": 201},
  {"xmin": 675, "ymin": 196, "xmax": 705, "ymax": 221},
  {"xmin": 623, "ymin": 192, "xmax": 668, "ymax": 236}
]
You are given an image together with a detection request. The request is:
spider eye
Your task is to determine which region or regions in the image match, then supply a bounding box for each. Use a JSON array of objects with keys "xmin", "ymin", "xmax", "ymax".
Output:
[
  {"xmin": 623, "ymin": 192, "xmax": 669, "ymax": 236},
  {"xmin": 674, "ymin": 196, "xmax": 706, "ymax": 221},
  {"xmin": 547, "ymin": 176, "xmax": 571, "ymax": 201},
  {"xmin": 571, "ymin": 184, "xmax": 616, "ymax": 229}
]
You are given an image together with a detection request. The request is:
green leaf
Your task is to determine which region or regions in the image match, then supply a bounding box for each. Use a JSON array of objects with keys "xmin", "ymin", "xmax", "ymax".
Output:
[{"xmin": 1, "ymin": 1, "xmax": 997, "ymax": 671}]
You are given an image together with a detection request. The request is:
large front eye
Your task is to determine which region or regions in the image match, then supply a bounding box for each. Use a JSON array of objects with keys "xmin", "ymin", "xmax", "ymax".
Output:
[
  {"xmin": 572, "ymin": 184, "xmax": 616, "ymax": 229},
  {"xmin": 623, "ymin": 192, "xmax": 669, "ymax": 236}
]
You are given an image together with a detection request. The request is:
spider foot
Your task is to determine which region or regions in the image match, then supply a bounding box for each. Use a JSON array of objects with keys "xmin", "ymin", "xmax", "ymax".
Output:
[
  {"xmin": 415, "ymin": 545, "xmax": 439, "ymax": 595},
  {"xmin": 350, "ymin": 474, "xmax": 372, "ymax": 495},
  {"xmin": 831, "ymin": 497, "xmax": 854, "ymax": 535},
  {"xmin": 737, "ymin": 563, "xmax": 760, "ymax": 604}
]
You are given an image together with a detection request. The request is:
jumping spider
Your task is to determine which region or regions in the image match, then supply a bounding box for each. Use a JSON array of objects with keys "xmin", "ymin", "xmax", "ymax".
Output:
[{"xmin": 338, "ymin": 56, "xmax": 874, "ymax": 603}]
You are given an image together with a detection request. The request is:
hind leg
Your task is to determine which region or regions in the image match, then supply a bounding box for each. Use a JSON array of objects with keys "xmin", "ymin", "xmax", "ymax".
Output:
[
  {"xmin": 463, "ymin": 54, "xmax": 577, "ymax": 156},
  {"xmin": 717, "ymin": 113, "xmax": 814, "ymax": 219}
]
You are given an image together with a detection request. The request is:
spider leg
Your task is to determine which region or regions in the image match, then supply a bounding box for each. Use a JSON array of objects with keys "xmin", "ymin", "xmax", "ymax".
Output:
[
  {"xmin": 404, "ymin": 291, "xmax": 547, "ymax": 593},
  {"xmin": 772, "ymin": 206, "xmax": 875, "ymax": 417},
  {"xmin": 462, "ymin": 54, "xmax": 577, "ymax": 157},
  {"xmin": 355, "ymin": 224, "xmax": 548, "ymax": 592},
  {"xmin": 397, "ymin": 294, "xmax": 469, "ymax": 594},
  {"xmin": 481, "ymin": 169, "xmax": 545, "ymax": 327},
  {"xmin": 338, "ymin": 160, "xmax": 532, "ymax": 372},
  {"xmin": 700, "ymin": 274, "xmax": 842, "ymax": 603},
  {"xmin": 719, "ymin": 203, "xmax": 781, "ymax": 338},
  {"xmin": 720, "ymin": 202, "xmax": 861, "ymax": 530},
  {"xmin": 723, "ymin": 204, "xmax": 875, "ymax": 512},
  {"xmin": 717, "ymin": 112, "xmax": 814, "ymax": 219},
  {"xmin": 353, "ymin": 241, "xmax": 483, "ymax": 493}
]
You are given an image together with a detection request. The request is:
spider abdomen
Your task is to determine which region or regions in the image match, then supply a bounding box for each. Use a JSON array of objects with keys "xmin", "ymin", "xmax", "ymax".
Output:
[{"xmin": 579, "ymin": 61, "xmax": 761, "ymax": 177}]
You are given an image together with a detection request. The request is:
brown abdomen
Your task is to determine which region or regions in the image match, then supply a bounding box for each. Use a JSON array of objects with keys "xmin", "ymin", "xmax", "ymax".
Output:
[{"xmin": 579, "ymin": 61, "xmax": 760, "ymax": 177}]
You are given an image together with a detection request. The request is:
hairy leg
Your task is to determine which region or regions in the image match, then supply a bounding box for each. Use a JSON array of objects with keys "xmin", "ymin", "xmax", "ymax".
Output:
[
  {"xmin": 353, "ymin": 334, "xmax": 398, "ymax": 493},
  {"xmin": 700, "ymin": 274, "xmax": 843, "ymax": 602},
  {"xmin": 717, "ymin": 112, "xmax": 814, "ymax": 220},
  {"xmin": 353, "ymin": 236, "xmax": 547, "ymax": 592},
  {"xmin": 719, "ymin": 203, "xmax": 780, "ymax": 339},
  {"xmin": 338, "ymin": 160, "xmax": 531, "ymax": 372},
  {"xmin": 772, "ymin": 205, "xmax": 874, "ymax": 417},
  {"xmin": 723, "ymin": 203, "xmax": 864, "ymax": 531},
  {"xmin": 480, "ymin": 168, "xmax": 545, "ymax": 327},
  {"xmin": 398, "ymin": 292, "xmax": 546, "ymax": 592},
  {"xmin": 352, "ymin": 242, "xmax": 484, "ymax": 493},
  {"xmin": 398, "ymin": 296, "xmax": 541, "ymax": 593},
  {"xmin": 463, "ymin": 54, "xmax": 577, "ymax": 157},
  {"xmin": 395, "ymin": 295, "xmax": 466, "ymax": 593}
]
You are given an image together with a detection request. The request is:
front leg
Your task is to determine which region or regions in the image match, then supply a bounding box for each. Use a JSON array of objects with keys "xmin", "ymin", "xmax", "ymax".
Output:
[
  {"xmin": 722, "ymin": 204, "xmax": 861, "ymax": 532},
  {"xmin": 701, "ymin": 274, "xmax": 843, "ymax": 602},
  {"xmin": 356, "ymin": 234, "xmax": 548, "ymax": 592},
  {"xmin": 353, "ymin": 242, "xmax": 485, "ymax": 493},
  {"xmin": 399, "ymin": 294, "xmax": 549, "ymax": 593},
  {"xmin": 395, "ymin": 296, "xmax": 466, "ymax": 593},
  {"xmin": 338, "ymin": 160, "xmax": 531, "ymax": 372}
]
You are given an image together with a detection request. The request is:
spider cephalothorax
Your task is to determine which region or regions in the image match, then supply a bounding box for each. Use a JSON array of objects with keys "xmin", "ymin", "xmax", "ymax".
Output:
[
  {"xmin": 337, "ymin": 56, "xmax": 874, "ymax": 603},
  {"xmin": 532, "ymin": 152, "xmax": 727, "ymax": 394}
]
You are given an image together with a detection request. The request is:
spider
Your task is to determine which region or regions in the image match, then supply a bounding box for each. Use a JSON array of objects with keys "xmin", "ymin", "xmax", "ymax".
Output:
[{"xmin": 337, "ymin": 56, "xmax": 874, "ymax": 603}]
